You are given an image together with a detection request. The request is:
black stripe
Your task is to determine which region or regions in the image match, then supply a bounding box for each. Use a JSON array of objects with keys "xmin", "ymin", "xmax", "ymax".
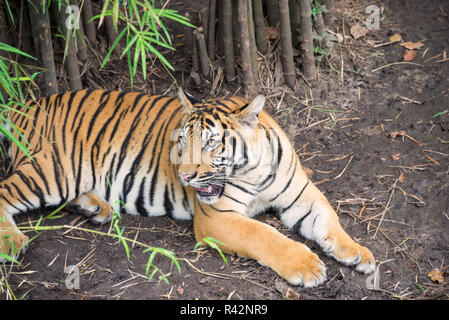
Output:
[
  {"xmin": 71, "ymin": 89, "xmax": 94, "ymax": 132},
  {"xmin": 62, "ymin": 91, "xmax": 82, "ymax": 153},
  {"xmin": 108, "ymin": 108, "xmax": 127, "ymax": 143},
  {"xmin": 223, "ymin": 193, "xmax": 247, "ymax": 206},
  {"xmin": 10, "ymin": 181, "xmax": 34, "ymax": 209},
  {"xmin": 280, "ymin": 180, "xmax": 310, "ymax": 214},
  {"xmin": 227, "ymin": 181, "xmax": 256, "ymax": 195},
  {"xmin": 204, "ymin": 118, "xmax": 215, "ymax": 127},
  {"xmin": 269, "ymin": 158, "xmax": 297, "ymax": 202},
  {"xmin": 105, "ymin": 154, "xmax": 116, "ymax": 202},
  {"xmin": 75, "ymin": 140, "xmax": 84, "ymax": 197},
  {"xmin": 292, "ymin": 203, "xmax": 314, "ymax": 233},
  {"xmin": 27, "ymin": 175, "xmax": 46, "ymax": 207},
  {"xmin": 210, "ymin": 205, "xmax": 235, "ymax": 213},
  {"xmin": 51, "ymin": 151, "xmax": 64, "ymax": 201},
  {"xmin": 86, "ymin": 90, "xmax": 112, "ymax": 137},
  {"xmin": 31, "ymin": 159, "xmax": 51, "ymax": 196},
  {"xmin": 163, "ymin": 184, "xmax": 174, "ymax": 218},
  {"xmin": 214, "ymin": 101, "xmax": 232, "ymax": 111},
  {"xmin": 181, "ymin": 186, "xmax": 190, "ymax": 212},
  {"xmin": 276, "ymin": 135, "xmax": 283, "ymax": 165},
  {"xmin": 197, "ymin": 201, "xmax": 209, "ymax": 217},
  {"xmin": 135, "ymin": 178, "xmax": 147, "ymax": 216},
  {"xmin": 15, "ymin": 170, "xmax": 44, "ymax": 206},
  {"xmin": 1, "ymin": 184, "xmax": 22, "ymax": 212},
  {"xmin": 232, "ymin": 103, "xmax": 249, "ymax": 114}
]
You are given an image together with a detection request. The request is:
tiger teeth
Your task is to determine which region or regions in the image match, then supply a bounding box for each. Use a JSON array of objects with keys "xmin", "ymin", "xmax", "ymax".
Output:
[{"xmin": 196, "ymin": 186, "xmax": 213, "ymax": 193}]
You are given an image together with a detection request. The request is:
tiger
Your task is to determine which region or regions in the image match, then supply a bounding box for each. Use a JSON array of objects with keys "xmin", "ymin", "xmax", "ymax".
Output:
[{"xmin": 0, "ymin": 88, "xmax": 375, "ymax": 287}]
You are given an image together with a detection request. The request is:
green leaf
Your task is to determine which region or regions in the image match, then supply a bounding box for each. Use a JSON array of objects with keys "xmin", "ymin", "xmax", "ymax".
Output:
[
  {"xmin": 0, "ymin": 42, "xmax": 36, "ymax": 60},
  {"xmin": 432, "ymin": 109, "xmax": 448, "ymax": 118},
  {"xmin": 195, "ymin": 237, "xmax": 228, "ymax": 265},
  {"xmin": 142, "ymin": 41, "xmax": 174, "ymax": 71},
  {"xmin": 0, "ymin": 252, "xmax": 19, "ymax": 264},
  {"xmin": 0, "ymin": 119, "xmax": 31, "ymax": 159},
  {"xmin": 100, "ymin": 27, "xmax": 127, "ymax": 70}
]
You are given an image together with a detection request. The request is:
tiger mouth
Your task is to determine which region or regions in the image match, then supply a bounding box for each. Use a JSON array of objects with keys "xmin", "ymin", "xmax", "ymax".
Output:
[{"xmin": 193, "ymin": 184, "xmax": 224, "ymax": 198}]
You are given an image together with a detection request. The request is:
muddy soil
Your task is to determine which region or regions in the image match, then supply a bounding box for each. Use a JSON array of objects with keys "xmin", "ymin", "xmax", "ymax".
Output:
[{"xmin": 2, "ymin": 0, "xmax": 448, "ymax": 300}]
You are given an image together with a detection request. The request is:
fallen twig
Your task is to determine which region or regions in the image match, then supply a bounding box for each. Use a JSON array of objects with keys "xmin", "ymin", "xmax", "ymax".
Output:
[
  {"xmin": 333, "ymin": 155, "xmax": 353, "ymax": 180},
  {"xmin": 372, "ymin": 62, "xmax": 423, "ymax": 72}
]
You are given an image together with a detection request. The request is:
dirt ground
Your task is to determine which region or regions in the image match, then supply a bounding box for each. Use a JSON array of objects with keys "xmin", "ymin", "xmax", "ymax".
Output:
[{"xmin": 1, "ymin": 0, "xmax": 448, "ymax": 300}]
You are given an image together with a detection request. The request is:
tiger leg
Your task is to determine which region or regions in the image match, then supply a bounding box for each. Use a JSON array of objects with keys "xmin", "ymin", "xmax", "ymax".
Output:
[
  {"xmin": 0, "ymin": 167, "xmax": 53, "ymax": 261},
  {"xmin": 0, "ymin": 209, "xmax": 28, "ymax": 262},
  {"xmin": 282, "ymin": 182, "xmax": 375, "ymax": 274},
  {"xmin": 194, "ymin": 201, "xmax": 327, "ymax": 287},
  {"xmin": 68, "ymin": 193, "xmax": 113, "ymax": 225}
]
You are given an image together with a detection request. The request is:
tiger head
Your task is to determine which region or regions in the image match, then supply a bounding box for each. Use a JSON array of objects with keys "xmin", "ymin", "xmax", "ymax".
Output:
[{"xmin": 175, "ymin": 89, "xmax": 266, "ymax": 204}]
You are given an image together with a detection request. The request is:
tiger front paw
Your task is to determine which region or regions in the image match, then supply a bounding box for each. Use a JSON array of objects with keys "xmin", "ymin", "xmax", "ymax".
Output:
[
  {"xmin": 277, "ymin": 246, "xmax": 327, "ymax": 288},
  {"xmin": 333, "ymin": 243, "xmax": 376, "ymax": 274},
  {"xmin": 0, "ymin": 230, "xmax": 29, "ymax": 262},
  {"xmin": 68, "ymin": 194, "xmax": 113, "ymax": 225}
]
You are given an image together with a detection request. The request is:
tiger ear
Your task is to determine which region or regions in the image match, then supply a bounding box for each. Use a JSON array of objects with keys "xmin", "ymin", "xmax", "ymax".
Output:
[
  {"xmin": 178, "ymin": 88, "xmax": 200, "ymax": 113},
  {"xmin": 236, "ymin": 95, "xmax": 265, "ymax": 128}
]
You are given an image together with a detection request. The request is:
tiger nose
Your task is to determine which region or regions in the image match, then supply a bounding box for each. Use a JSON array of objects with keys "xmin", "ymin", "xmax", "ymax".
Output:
[{"xmin": 179, "ymin": 173, "xmax": 196, "ymax": 182}]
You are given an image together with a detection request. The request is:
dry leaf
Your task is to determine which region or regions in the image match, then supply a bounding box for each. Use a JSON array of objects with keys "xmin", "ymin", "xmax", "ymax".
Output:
[
  {"xmin": 401, "ymin": 41, "xmax": 424, "ymax": 50},
  {"xmin": 304, "ymin": 167, "xmax": 314, "ymax": 178},
  {"xmin": 177, "ymin": 285, "xmax": 185, "ymax": 295},
  {"xmin": 265, "ymin": 26, "xmax": 279, "ymax": 40},
  {"xmin": 285, "ymin": 288, "xmax": 301, "ymax": 300},
  {"xmin": 428, "ymin": 269, "xmax": 445, "ymax": 284},
  {"xmin": 389, "ymin": 130, "xmax": 405, "ymax": 139},
  {"xmin": 391, "ymin": 153, "xmax": 401, "ymax": 160},
  {"xmin": 398, "ymin": 173, "xmax": 406, "ymax": 182},
  {"xmin": 403, "ymin": 50, "xmax": 417, "ymax": 62},
  {"xmin": 389, "ymin": 33, "xmax": 402, "ymax": 42},
  {"xmin": 350, "ymin": 24, "xmax": 369, "ymax": 40}
]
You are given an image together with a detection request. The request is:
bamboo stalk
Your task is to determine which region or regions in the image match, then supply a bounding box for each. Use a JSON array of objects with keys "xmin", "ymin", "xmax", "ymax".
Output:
[
  {"xmin": 70, "ymin": 0, "xmax": 87, "ymax": 61},
  {"xmin": 252, "ymin": 0, "xmax": 267, "ymax": 54},
  {"xmin": 51, "ymin": 1, "xmax": 82, "ymax": 90},
  {"xmin": 207, "ymin": 0, "xmax": 216, "ymax": 62},
  {"xmin": 105, "ymin": 15, "xmax": 121, "ymax": 55},
  {"xmin": 0, "ymin": 2, "xmax": 8, "ymax": 45},
  {"xmin": 223, "ymin": 0, "xmax": 235, "ymax": 82},
  {"xmin": 29, "ymin": 0, "xmax": 59, "ymax": 95},
  {"xmin": 247, "ymin": 0, "xmax": 258, "ymax": 80},
  {"xmin": 194, "ymin": 29, "xmax": 210, "ymax": 77},
  {"xmin": 200, "ymin": 6, "xmax": 209, "ymax": 48},
  {"xmin": 266, "ymin": 0, "xmax": 280, "ymax": 27},
  {"xmin": 19, "ymin": 0, "xmax": 35, "ymax": 58},
  {"xmin": 184, "ymin": 12, "xmax": 194, "ymax": 55},
  {"xmin": 216, "ymin": 0, "xmax": 224, "ymax": 56},
  {"xmin": 82, "ymin": 0, "xmax": 97, "ymax": 49},
  {"xmin": 232, "ymin": 0, "xmax": 240, "ymax": 55},
  {"xmin": 313, "ymin": 6, "xmax": 329, "ymax": 51},
  {"xmin": 313, "ymin": 0, "xmax": 326, "ymax": 38},
  {"xmin": 192, "ymin": 31, "xmax": 200, "ymax": 72},
  {"xmin": 300, "ymin": 0, "xmax": 317, "ymax": 80},
  {"xmin": 289, "ymin": 0, "xmax": 301, "ymax": 48},
  {"xmin": 238, "ymin": 0, "xmax": 255, "ymax": 94},
  {"xmin": 279, "ymin": 0, "xmax": 296, "ymax": 87}
]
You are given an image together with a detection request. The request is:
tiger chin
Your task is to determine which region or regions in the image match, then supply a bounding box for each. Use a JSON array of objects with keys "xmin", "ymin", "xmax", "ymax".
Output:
[{"xmin": 0, "ymin": 88, "xmax": 375, "ymax": 288}]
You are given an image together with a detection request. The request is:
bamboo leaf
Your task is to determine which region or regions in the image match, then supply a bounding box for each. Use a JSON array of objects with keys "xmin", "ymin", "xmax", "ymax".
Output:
[
  {"xmin": 100, "ymin": 27, "xmax": 127, "ymax": 70},
  {"xmin": 0, "ymin": 42, "xmax": 36, "ymax": 60}
]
